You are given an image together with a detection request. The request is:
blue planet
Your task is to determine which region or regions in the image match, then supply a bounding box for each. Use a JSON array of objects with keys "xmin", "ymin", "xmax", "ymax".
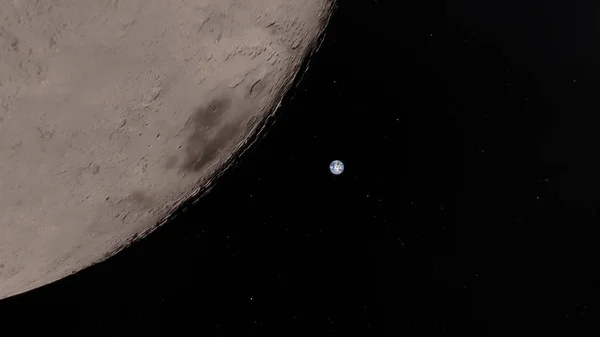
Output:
[{"xmin": 329, "ymin": 160, "xmax": 344, "ymax": 175}]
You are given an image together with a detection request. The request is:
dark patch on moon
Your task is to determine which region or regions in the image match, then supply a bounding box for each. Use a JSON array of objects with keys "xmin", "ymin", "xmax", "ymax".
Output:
[
  {"xmin": 179, "ymin": 95, "xmax": 243, "ymax": 173},
  {"xmin": 164, "ymin": 155, "xmax": 179, "ymax": 169},
  {"xmin": 130, "ymin": 190, "xmax": 153, "ymax": 209}
]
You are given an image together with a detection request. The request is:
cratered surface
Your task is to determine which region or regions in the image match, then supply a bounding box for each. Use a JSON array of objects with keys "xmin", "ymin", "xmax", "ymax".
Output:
[{"xmin": 0, "ymin": 0, "xmax": 335, "ymax": 300}]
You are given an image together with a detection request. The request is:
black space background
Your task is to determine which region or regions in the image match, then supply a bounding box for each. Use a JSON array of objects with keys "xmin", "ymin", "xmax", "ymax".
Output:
[{"xmin": 2, "ymin": 0, "xmax": 600, "ymax": 335}]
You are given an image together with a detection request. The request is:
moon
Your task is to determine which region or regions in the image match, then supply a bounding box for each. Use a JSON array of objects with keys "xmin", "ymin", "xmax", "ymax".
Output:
[{"xmin": 0, "ymin": 0, "xmax": 335, "ymax": 300}]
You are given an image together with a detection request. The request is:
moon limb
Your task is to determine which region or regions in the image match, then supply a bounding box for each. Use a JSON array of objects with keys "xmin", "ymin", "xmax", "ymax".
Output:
[{"xmin": 0, "ymin": 0, "xmax": 336, "ymax": 300}]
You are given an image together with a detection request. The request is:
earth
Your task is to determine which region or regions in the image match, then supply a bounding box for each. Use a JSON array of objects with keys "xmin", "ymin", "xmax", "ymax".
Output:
[
  {"xmin": 330, "ymin": 160, "xmax": 344, "ymax": 175},
  {"xmin": 0, "ymin": 0, "xmax": 335, "ymax": 300}
]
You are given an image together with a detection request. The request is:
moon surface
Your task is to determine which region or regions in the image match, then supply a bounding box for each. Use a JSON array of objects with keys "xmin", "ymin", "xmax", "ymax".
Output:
[{"xmin": 0, "ymin": 0, "xmax": 335, "ymax": 300}]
